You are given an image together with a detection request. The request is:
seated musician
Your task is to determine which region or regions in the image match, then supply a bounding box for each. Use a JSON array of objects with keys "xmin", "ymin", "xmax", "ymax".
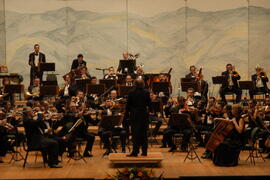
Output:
[
  {"xmin": 22, "ymin": 106, "xmax": 62, "ymax": 168},
  {"xmin": 117, "ymin": 51, "xmax": 136, "ymax": 75},
  {"xmin": 124, "ymin": 74, "xmax": 134, "ymax": 86},
  {"xmin": 90, "ymin": 76, "xmax": 97, "ymax": 84},
  {"xmin": 1, "ymin": 78, "xmax": 14, "ymax": 105},
  {"xmin": 133, "ymin": 66, "xmax": 149, "ymax": 87},
  {"xmin": 161, "ymin": 96, "xmax": 192, "ymax": 152},
  {"xmin": 109, "ymin": 89, "xmax": 119, "ymax": 103},
  {"xmin": 201, "ymin": 97, "xmax": 223, "ymax": 159},
  {"xmin": 56, "ymin": 102, "xmax": 95, "ymax": 158},
  {"xmin": 149, "ymin": 92, "xmax": 163, "ymax": 136},
  {"xmin": 59, "ymin": 74, "xmax": 77, "ymax": 98},
  {"xmin": 249, "ymin": 65, "xmax": 269, "ymax": 99},
  {"xmin": 75, "ymin": 66, "xmax": 91, "ymax": 80},
  {"xmin": 99, "ymin": 99, "xmax": 127, "ymax": 156},
  {"xmin": 212, "ymin": 104, "xmax": 245, "ymax": 166},
  {"xmin": 28, "ymin": 77, "xmax": 41, "ymax": 97},
  {"xmin": 0, "ymin": 110, "xmax": 13, "ymax": 163},
  {"xmin": 104, "ymin": 67, "xmax": 118, "ymax": 80},
  {"xmin": 219, "ymin": 64, "xmax": 242, "ymax": 104},
  {"xmin": 71, "ymin": 54, "xmax": 86, "ymax": 71}
]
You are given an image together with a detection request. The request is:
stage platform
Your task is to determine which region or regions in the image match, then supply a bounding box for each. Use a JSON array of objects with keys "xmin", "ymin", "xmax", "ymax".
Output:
[
  {"xmin": 0, "ymin": 145, "xmax": 269, "ymax": 179},
  {"xmin": 109, "ymin": 152, "xmax": 163, "ymax": 164}
]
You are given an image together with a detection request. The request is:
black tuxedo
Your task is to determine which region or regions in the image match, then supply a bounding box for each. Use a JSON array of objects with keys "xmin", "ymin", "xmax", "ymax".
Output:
[
  {"xmin": 71, "ymin": 59, "xmax": 86, "ymax": 70},
  {"xmin": 126, "ymin": 87, "xmax": 151, "ymax": 155},
  {"xmin": 185, "ymin": 72, "xmax": 196, "ymax": 79},
  {"xmin": 29, "ymin": 52, "xmax": 46, "ymax": 85},
  {"xmin": 23, "ymin": 116, "xmax": 59, "ymax": 166},
  {"xmin": 249, "ymin": 74, "xmax": 269, "ymax": 99},
  {"xmin": 219, "ymin": 71, "xmax": 242, "ymax": 103}
]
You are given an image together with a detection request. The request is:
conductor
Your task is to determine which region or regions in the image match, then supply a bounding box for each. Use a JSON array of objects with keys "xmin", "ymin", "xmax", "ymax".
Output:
[{"xmin": 126, "ymin": 78, "xmax": 151, "ymax": 157}]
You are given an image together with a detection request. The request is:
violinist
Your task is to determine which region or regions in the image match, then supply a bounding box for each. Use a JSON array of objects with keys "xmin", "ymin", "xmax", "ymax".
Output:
[
  {"xmin": 98, "ymin": 99, "xmax": 127, "ymax": 156},
  {"xmin": 219, "ymin": 64, "xmax": 242, "ymax": 104},
  {"xmin": 104, "ymin": 67, "xmax": 118, "ymax": 80},
  {"xmin": 161, "ymin": 96, "xmax": 192, "ymax": 152},
  {"xmin": 249, "ymin": 66, "xmax": 269, "ymax": 99},
  {"xmin": 22, "ymin": 106, "xmax": 62, "ymax": 168},
  {"xmin": 212, "ymin": 104, "xmax": 245, "ymax": 166},
  {"xmin": 57, "ymin": 102, "xmax": 95, "ymax": 158}
]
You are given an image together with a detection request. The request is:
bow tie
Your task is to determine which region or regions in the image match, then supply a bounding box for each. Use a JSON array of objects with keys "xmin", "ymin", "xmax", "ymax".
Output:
[{"xmin": 35, "ymin": 53, "xmax": 38, "ymax": 56}]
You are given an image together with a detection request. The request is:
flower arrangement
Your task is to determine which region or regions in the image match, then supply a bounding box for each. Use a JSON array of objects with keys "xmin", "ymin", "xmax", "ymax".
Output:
[{"xmin": 108, "ymin": 167, "xmax": 161, "ymax": 180}]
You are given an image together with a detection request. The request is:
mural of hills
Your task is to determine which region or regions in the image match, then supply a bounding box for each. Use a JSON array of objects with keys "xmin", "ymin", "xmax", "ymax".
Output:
[{"xmin": 4, "ymin": 6, "xmax": 270, "ymax": 94}]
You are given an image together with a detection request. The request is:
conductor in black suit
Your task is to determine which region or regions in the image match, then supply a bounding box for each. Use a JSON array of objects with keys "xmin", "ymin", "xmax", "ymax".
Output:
[
  {"xmin": 71, "ymin": 54, "xmax": 86, "ymax": 71},
  {"xmin": 219, "ymin": 64, "xmax": 242, "ymax": 104},
  {"xmin": 28, "ymin": 44, "xmax": 46, "ymax": 86},
  {"xmin": 126, "ymin": 78, "xmax": 151, "ymax": 156}
]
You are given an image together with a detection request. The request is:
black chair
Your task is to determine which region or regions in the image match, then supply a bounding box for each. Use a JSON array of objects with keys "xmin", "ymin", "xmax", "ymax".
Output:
[
  {"xmin": 67, "ymin": 138, "xmax": 87, "ymax": 163},
  {"xmin": 22, "ymin": 124, "xmax": 46, "ymax": 168},
  {"xmin": 245, "ymin": 127, "xmax": 265, "ymax": 165}
]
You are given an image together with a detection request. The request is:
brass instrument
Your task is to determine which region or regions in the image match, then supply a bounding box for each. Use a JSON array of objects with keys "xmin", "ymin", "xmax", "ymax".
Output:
[
  {"xmin": 260, "ymin": 71, "xmax": 267, "ymax": 78},
  {"xmin": 231, "ymin": 66, "xmax": 239, "ymax": 77}
]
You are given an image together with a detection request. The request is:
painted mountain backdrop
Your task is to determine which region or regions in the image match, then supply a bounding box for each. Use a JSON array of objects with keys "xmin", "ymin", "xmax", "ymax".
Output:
[{"xmin": 5, "ymin": 6, "xmax": 270, "ymax": 95}]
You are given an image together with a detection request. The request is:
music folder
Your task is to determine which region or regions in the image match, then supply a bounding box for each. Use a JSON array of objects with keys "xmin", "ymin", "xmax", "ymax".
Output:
[
  {"xmin": 4, "ymin": 84, "xmax": 23, "ymax": 94},
  {"xmin": 75, "ymin": 79, "xmax": 91, "ymax": 93},
  {"xmin": 100, "ymin": 115, "xmax": 123, "ymax": 130},
  {"xmin": 38, "ymin": 62, "xmax": 55, "ymax": 72},
  {"xmin": 40, "ymin": 85, "xmax": 59, "ymax": 96},
  {"xmin": 172, "ymin": 113, "xmax": 192, "ymax": 129},
  {"xmin": 87, "ymin": 84, "xmax": 105, "ymax": 95},
  {"xmin": 180, "ymin": 82, "xmax": 196, "ymax": 92},
  {"xmin": 99, "ymin": 79, "xmax": 117, "ymax": 89},
  {"xmin": 212, "ymin": 76, "xmax": 227, "ymax": 84},
  {"xmin": 119, "ymin": 60, "xmax": 136, "ymax": 74},
  {"xmin": 152, "ymin": 81, "xmax": 169, "ymax": 94},
  {"xmin": 239, "ymin": 81, "xmax": 253, "ymax": 90},
  {"xmin": 118, "ymin": 85, "xmax": 135, "ymax": 97}
]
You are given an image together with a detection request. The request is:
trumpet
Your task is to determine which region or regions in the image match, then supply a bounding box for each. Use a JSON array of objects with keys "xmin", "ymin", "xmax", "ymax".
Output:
[
  {"xmin": 231, "ymin": 66, "xmax": 239, "ymax": 77},
  {"xmin": 260, "ymin": 71, "xmax": 267, "ymax": 78}
]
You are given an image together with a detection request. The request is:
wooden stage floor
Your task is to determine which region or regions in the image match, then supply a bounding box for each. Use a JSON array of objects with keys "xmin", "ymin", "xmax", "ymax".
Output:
[{"xmin": 0, "ymin": 145, "xmax": 269, "ymax": 179}]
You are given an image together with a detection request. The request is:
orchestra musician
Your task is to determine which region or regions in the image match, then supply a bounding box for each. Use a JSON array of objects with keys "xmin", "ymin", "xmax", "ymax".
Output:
[
  {"xmin": 99, "ymin": 99, "xmax": 127, "ymax": 156},
  {"xmin": 75, "ymin": 66, "xmax": 91, "ymax": 80},
  {"xmin": 124, "ymin": 74, "xmax": 134, "ymax": 86},
  {"xmin": 22, "ymin": 106, "xmax": 62, "ymax": 168},
  {"xmin": 117, "ymin": 51, "xmax": 136, "ymax": 75},
  {"xmin": 185, "ymin": 65, "xmax": 197, "ymax": 79},
  {"xmin": 219, "ymin": 64, "xmax": 242, "ymax": 104},
  {"xmin": 28, "ymin": 77, "xmax": 41, "ymax": 97},
  {"xmin": 212, "ymin": 104, "xmax": 245, "ymax": 166},
  {"xmin": 71, "ymin": 54, "xmax": 86, "ymax": 72},
  {"xmin": 249, "ymin": 65, "xmax": 269, "ymax": 99},
  {"xmin": 104, "ymin": 67, "xmax": 118, "ymax": 80},
  {"xmin": 28, "ymin": 44, "xmax": 46, "ymax": 86}
]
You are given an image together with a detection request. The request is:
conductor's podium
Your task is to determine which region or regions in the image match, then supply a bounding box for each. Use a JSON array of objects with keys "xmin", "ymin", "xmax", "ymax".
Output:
[{"xmin": 109, "ymin": 152, "xmax": 163, "ymax": 165}]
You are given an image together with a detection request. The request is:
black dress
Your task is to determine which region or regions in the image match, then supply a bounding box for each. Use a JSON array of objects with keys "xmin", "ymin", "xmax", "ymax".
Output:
[{"xmin": 213, "ymin": 120, "xmax": 244, "ymax": 166}]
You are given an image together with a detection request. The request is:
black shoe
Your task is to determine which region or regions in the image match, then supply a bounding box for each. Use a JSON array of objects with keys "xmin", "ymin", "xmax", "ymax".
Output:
[
  {"xmin": 141, "ymin": 153, "xmax": 147, "ymax": 156},
  {"xmin": 83, "ymin": 152, "xmax": 93, "ymax": 157},
  {"xmin": 168, "ymin": 146, "xmax": 176, "ymax": 152},
  {"xmin": 49, "ymin": 164, "xmax": 63, "ymax": 168},
  {"xmin": 127, "ymin": 153, "xmax": 138, "ymax": 157},
  {"xmin": 201, "ymin": 152, "xmax": 212, "ymax": 159},
  {"xmin": 160, "ymin": 145, "xmax": 167, "ymax": 148}
]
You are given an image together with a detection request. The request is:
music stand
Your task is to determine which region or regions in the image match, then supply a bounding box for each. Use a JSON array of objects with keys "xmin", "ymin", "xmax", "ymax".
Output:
[
  {"xmin": 40, "ymin": 85, "xmax": 59, "ymax": 96},
  {"xmin": 38, "ymin": 63, "xmax": 55, "ymax": 72},
  {"xmin": 100, "ymin": 115, "xmax": 123, "ymax": 130},
  {"xmin": 118, "ymin": 85, "xmax": 135, "ymax": 97},
  {"xmin": 239, "ymin": 81, "xmax": 253, "ymax": 99},
  {"xmin": 212, "ymin": 76, "xmax": 227, "ymax": 85},
  {"xmin": 171, "ymin": 113, "xmax": 192, "ymax": 129},
  {"xmin": 211, "ymin": 76, "xmax": 227, "ymax": 97},
  {"xmin": 119, "ymin": 60, "xmax": 136, "ymax": 74},
  {"xmin": 87, "ymin": 84, "xmax": 105, "ymax": 95},
  {"xmin": 99, "ymin": 79, "xmax": 117, "ymax": 89},
  {"xmin": 75, "ymin": 79, "xmax": 91, "ymax": 93},
  {"xmin": 4, "ymin": 85, "xmax": 23, "ymax": 94},
  {"xmin": 152, "ymin": 82, "xmax": 169, "ymax": 94},
  {"xmin": 181, "ymin": 82, "xmax": 196, "ymax": 92},
  {"xmin": 181, "ymin": 78, "xmax": 193, "ymax": 83}
]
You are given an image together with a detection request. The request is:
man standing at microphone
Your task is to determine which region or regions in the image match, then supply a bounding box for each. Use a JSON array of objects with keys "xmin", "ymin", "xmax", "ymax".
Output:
[{"xmin": 126, "ymin": 78, "xmax": 151, "ymax": 156}]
